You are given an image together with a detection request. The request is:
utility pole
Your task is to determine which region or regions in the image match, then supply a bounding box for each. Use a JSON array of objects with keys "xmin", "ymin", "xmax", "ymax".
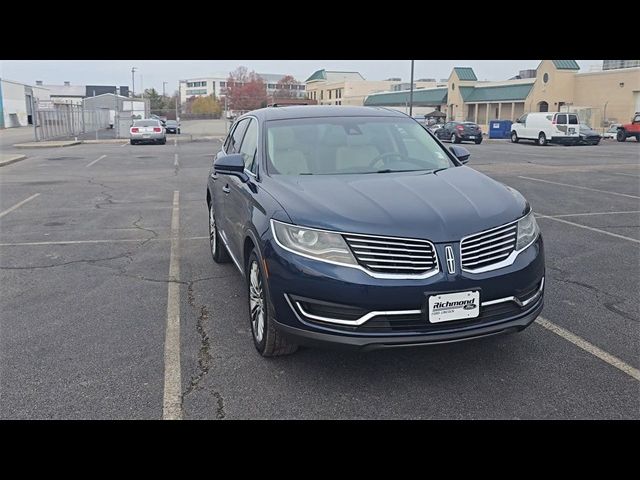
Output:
[
  {"xmin": 409, "ymin": 60, "xmax": 415, "ymax": 117},
  {"xmin": 163, "ymin": 81, "xmax": 167, "ymax": 98},
  {"xmin": 131, "ymin": 67, "xmax": 137, "ymax": 97}
]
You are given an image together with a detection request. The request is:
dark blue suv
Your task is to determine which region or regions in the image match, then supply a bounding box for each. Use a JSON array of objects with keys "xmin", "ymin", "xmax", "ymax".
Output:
[{"xmin": 207, "ymin": 106, "xmax": 544, "ymax": 356}]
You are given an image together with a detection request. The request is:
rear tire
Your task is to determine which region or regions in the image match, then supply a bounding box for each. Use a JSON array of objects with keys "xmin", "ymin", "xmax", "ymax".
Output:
[
  {"xmin": 451, "ymin": 133, "xmax": 460, "ymax": 144},
  {"xmin": 209, "ymin": 203, "xmax": 230, "ymax": 263},
  {"xmin": 635, "ymin": 134, "xmax": 640, "ymax": 142},
  {"xmin": 160, "ymin": 138, "xmax": 166, "ymax": 145},
  {"xmin": 247, "ymin": 250, "xmax": 298, "ymax": 357},
  {"xmin": 537, "ymin": 132, "xmax": 548, "ymax": 146},
  {"xmin": 510, "ymin": 131, "xmax": 519, "ymax": 143},
  {"xmin": 616, "ymin": 130, "xmax": 626, "ymax": 142},
  {"xmin": 474, "ymin": 138, "xmax": 482, "ymax": 145},
  {"xmin": 130, "ymin": 140, "xmax": 136, "ymax": 145}
]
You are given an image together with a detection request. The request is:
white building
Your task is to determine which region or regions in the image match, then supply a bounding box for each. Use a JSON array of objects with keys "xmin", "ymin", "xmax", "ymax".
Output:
[
  {"xmin": 0, "ymin": 78, "xmax": 50, "ymax": 128},
  {"xmin": 179, "ymin": 72, "xmax": 305, "ymax": 105}
]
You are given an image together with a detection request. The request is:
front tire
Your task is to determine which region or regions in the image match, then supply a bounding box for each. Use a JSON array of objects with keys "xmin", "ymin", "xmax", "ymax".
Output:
[
  {"xmin": 209, "ymin": 204, "xmax": 230, "ymax": 263},
  {"xmin": 616, "ymin": 130, "xmax": 626, "ymax": 142},
  {"xmin": 510, "ymin": 131, "xmax": 519, "ymax": 143},
  {"xmin": 130, "ymin": 139, "xmax": 136, "ymax": 145},
  {"xmin": 538, "ymin": 132, "xmax": 548, "ymax": 146},
  {"xmin": 474, "ymin": 138, "xmax": 482, "ymax": 144},
  {"xmin": 451, "ymin": 133, "xmax": 460, "ymax": 144},
  {"xmin": 247, "ymin": 251, "xmax": 298, "ymax": 357}
]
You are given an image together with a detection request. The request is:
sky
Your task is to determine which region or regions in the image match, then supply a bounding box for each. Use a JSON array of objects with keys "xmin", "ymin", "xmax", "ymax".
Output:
[{"xmin": 1, "ymin": 60, "xmax": 603, "ymax": 94}]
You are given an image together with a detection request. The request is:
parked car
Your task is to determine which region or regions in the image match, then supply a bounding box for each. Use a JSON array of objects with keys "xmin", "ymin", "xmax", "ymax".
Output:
[
  {"xmin": 510, "ymin": 112, "xmax": 581, "ymax": 146},
  {"xmin": 130, "ymin": 119, "xmax": 166, "ymax": 145},
  {"xmin": 428, "ymin": 123, "xmax": 444, "ymax": 134},
  {"xmin": 165, "ymin": 120, "xmax": 180, "ymax": 134},
  {"xmin": 616, "ymin": 112, "xmax": 640, "ymax": 142},
  {"xmin": 150, "ymin": 114, "xmax": 167, "ymax": 126},
  {"xmin": 434, "ymin": 121, "xmax": 483, "ymax": 144},
  {"xmin": 207, "ymin": 106, "xmax": 544, "ymax": 356},
  {"xmin": 578, "ymin": 124, "xmax": 601, "ymax": 145},
  {"xmin": 412, "ymin": 115, "xmax": 427, "ymax": 125},
  {"xmin": 603, "ymin": 124, "xmax": 621, "ymax": 139}
]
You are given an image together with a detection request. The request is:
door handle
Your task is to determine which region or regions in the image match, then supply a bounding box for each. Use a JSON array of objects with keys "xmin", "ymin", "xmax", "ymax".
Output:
[{"xmin": 222, "ymin": 185, "xmax": 230, "ymax": 194}]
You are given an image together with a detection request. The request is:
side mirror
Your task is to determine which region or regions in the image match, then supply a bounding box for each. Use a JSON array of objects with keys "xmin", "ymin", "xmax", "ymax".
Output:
[
  {"xmin": 450, "ymin": 145, "xmax": 470, "ymax": 164},
  {"xmin": 214, "ymin": 153, "xmax": 249, "ymax": 182}
]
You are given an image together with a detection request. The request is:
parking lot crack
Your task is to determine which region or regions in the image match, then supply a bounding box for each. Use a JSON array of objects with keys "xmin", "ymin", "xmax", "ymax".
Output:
[
  {"xmin": 0, "ymin": 252, "xmax": 132, "ymax": 270},
  {"xmin": 212, "ymin": 391, "xmax": 225, "ymax": 419},
  {"xmin": 183, "ymin": 285, "xmax": 212, "ymax": 399}
]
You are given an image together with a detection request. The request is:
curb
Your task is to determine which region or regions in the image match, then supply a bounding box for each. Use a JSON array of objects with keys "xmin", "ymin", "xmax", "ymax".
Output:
[
  {"xmin": 0, "ymin": 154, "xmax": 27, "ymax": 167},
  {"xmin": 13, "ymin": 141, "xmax": 81, "ymax": 149}
]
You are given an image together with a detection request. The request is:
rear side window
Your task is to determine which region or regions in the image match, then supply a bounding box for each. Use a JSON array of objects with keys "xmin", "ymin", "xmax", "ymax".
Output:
[
  {"xmin": 226, "ymin": 119, "xmax": 249, "ymax": 154},
  {"xmin": 568, "ymin": 115, "xmax": 578, "ymax": 125},
  {"xmin": 556, "ymin": 114, "xmax": 567, "ymax": 124}
]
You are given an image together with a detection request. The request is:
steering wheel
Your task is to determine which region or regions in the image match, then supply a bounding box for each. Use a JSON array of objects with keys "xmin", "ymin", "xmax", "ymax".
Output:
[{"xmin": 367, "ymin": 152, "xmax": 404, "ymax": 168}]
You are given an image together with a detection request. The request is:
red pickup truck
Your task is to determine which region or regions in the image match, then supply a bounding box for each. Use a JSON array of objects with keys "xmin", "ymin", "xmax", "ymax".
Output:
[{"xmin": 617, "ymin": 112, "xmax": 640, "ymax": 142}]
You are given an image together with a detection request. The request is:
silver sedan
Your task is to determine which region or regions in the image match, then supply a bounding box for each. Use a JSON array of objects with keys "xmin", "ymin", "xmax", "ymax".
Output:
[{"xmin": 130, "ymin": 119, "xmax": 166, "ymax": 145}]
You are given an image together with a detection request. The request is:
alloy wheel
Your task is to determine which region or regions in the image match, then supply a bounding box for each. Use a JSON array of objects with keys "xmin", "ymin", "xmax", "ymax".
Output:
[{"xmin": 249, "ymin": 261, "xmax": 265, "ymax": 343}]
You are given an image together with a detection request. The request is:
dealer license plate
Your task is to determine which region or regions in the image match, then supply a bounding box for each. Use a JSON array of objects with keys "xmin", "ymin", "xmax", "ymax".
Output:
[
  {"xmin": 468, "ymin": 136, "xmax": 475, "ymax": 139},
  {"xmin": 428, "ymin": 290, "xmax": 480, "ymax": 323}
]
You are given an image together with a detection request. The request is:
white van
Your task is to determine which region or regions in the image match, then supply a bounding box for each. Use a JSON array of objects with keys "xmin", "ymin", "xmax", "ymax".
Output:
[{"xmin": 510, "ymin": 112, "xmax": 581, "ymax": 146}]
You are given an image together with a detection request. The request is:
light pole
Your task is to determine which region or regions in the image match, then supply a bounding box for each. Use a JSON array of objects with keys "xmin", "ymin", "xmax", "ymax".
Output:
[
  {"xmin": 131, "ymin": 67, "xmax": 137, "ymax": 97},
  {"xmin": 163, "ymin": 81, "xmax": 167, "ymax": 98},
  {"xmin": 409, "ymin": 60, "xmax": 415, "ymax": 117}
]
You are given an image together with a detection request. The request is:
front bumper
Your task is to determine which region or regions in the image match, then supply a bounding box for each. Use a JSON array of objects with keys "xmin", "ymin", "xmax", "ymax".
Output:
[{"xmin": 263, "ymin": 232, "xmax": 545, "ymax": 349}]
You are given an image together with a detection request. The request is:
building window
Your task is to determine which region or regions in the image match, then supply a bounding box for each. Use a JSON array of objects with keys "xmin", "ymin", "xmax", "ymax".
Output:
[
  {"xmin": 451, "ymin": 83, "xmax": 455, "ymax": 90},
  {"xmin": 268, "ymin": 83, "xmax": 276, "ymax": 89},
  {"xmin": 320, "ymin": 90, "xmax": 323, "ymax": 100},
  {"xmin": 220, "ymin": 81, "xmax": 226, "ymax": 88},
  {"xmin": 543, "ymin": 73, "xmax": 549, "ymax": 83},
  {"xmin": 328, "ymin": 90, "xmax": 332, "ymax": 99},
  {"xmin": 538, "ymin": 101, "xmax": 549, "ymax": 112},
  {"xmin": 186, "ymin": 89, "xmax": 207, "ymax": 96}
]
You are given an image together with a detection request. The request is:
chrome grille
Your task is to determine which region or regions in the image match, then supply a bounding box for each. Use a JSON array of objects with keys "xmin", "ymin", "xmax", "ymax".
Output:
[
  {"xmin": 460, "ymin": 221, "xmax": 518, "ymax": 271},
  {"xmin": 343, "ymin": 233, "xmax": 438, "ymax": 276}
]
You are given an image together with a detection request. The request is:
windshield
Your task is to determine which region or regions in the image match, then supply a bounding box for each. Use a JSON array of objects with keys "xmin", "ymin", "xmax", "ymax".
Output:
[
  {"xmin": 166, "ymin": 120, "xmax": 178, "ymax": 125},
  {"xmin": 134, "ymin": 120, "xmax": 160, "ymax": 127},
  {"xmin": 265, "ymin": 116, "xmax": 455, "ymax": 175}
]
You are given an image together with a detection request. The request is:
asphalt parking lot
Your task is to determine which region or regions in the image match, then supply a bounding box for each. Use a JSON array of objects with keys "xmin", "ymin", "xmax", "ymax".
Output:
[{"xmin": 0, "ymin": 137, "xmax": 638, "ymax": 419}]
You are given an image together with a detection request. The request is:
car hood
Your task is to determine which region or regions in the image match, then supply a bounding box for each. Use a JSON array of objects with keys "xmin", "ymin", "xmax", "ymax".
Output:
[{"xmin": 267, "ymin": 166, "xmax": 528, "ymax": 243}]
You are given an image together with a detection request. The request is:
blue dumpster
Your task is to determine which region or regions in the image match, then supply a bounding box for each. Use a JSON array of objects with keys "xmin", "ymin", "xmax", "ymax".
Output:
[{"xmin": 489, "ymin": 119, "xmax": 513, "ymax": 139}]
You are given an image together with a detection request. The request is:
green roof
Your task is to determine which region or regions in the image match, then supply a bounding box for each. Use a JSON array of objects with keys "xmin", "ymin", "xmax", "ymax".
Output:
[
  {"xmin": 364, "ymin": 88, "xmax": 448, "ymax": 107},
  {"xmin": 454, "ymin": 67, "xmax": 477, "ymax": 81},
  {"xmin": 459, "ymin": 86, "xmax": 475, "ymax": 101},
  {"xmin": 464, "ymin": 83, "xmax": 534, "ymax": 102},
  {"xmin": 305, "ymin": 69, "xmax": 327, "ymax": 82},
  {"xmin": 552, "ymin": 60, "xmax": 580, "ymax": 70}
]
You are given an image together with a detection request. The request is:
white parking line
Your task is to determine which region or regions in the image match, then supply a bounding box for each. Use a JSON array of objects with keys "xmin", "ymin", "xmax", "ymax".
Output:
[
  {"xmin": 174, "ymin": 153, "xmax": 179, "ymax": 168},
  {"xmin": 519, "ymin": 176, "xmax": 640, "ymax": 199},
  {"xmin": 121, "ymin": 143, "xmax": 128, "ymax": 147},
  {"xmin": 613, "ymin": 172, "xmax": 640, "ymax": 178},
  {"xmin": 174, "ymin": 138, "xmax": 177, "ymax": 147},
  {"xmin": 86, "ymin": 155, "xmax": 107, "ymax": 167},
  {"xmin": 536, "ymin": 215, "xmax": 640, "ymax": 244},
  {"xmin": 535, "ymin": 317, "xmax": 640, "ymax": 381},
  {"xmin": 163, "ymin": 190, "xmax": 182, "ymax": 420},
  {"xmin": 543, "ymin": 210, "xmax": 640, "ymax": 218},
  {"xmin": 0, "ymin": 193, "xmax": 40, "ymax": 219}
]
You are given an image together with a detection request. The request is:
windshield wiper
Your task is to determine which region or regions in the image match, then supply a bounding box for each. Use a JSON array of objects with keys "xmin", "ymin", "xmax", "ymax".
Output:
[{"xmin": 371, "ymin": 169, "xmax": 424, "ymax": 174}]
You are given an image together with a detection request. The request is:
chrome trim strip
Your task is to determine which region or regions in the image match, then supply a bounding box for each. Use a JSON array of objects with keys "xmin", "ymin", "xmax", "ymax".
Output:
[
  {"xmin": 481, "ymin": 277, "xmax": 544, "ymax": 308},
  {"xmin": 271, "ymin": 219, "xmax": 440, "ymax": 280},
  {"xmin": 287, "ymin": 295, "xmax": 421, "ymax": 326},
  {"xmin": 461, "ymin": 231, "xmax": 516, "ymax": 251},
  {"xmin": 219, "ymin": 230, "xmax": 244, "ymax": 274},
  {"xmin": 460, "ymin": 214, "xmax": 539, "ymax": 274}
]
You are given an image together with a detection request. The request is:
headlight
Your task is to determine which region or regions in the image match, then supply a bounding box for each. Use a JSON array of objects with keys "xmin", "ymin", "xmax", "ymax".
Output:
[
  {"xmin": 516, "ymin": 211, "xmax": 540, "ymax": 251},
  {"xmin": 271, "ymin": 220, "xmax": 358, "ymax": 266}
]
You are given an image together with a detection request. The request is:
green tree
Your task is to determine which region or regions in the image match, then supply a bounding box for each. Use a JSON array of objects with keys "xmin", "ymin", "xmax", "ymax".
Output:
[{"xmin": 144, "ymin": 88, "xmax": 164, "ymax": 110}]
